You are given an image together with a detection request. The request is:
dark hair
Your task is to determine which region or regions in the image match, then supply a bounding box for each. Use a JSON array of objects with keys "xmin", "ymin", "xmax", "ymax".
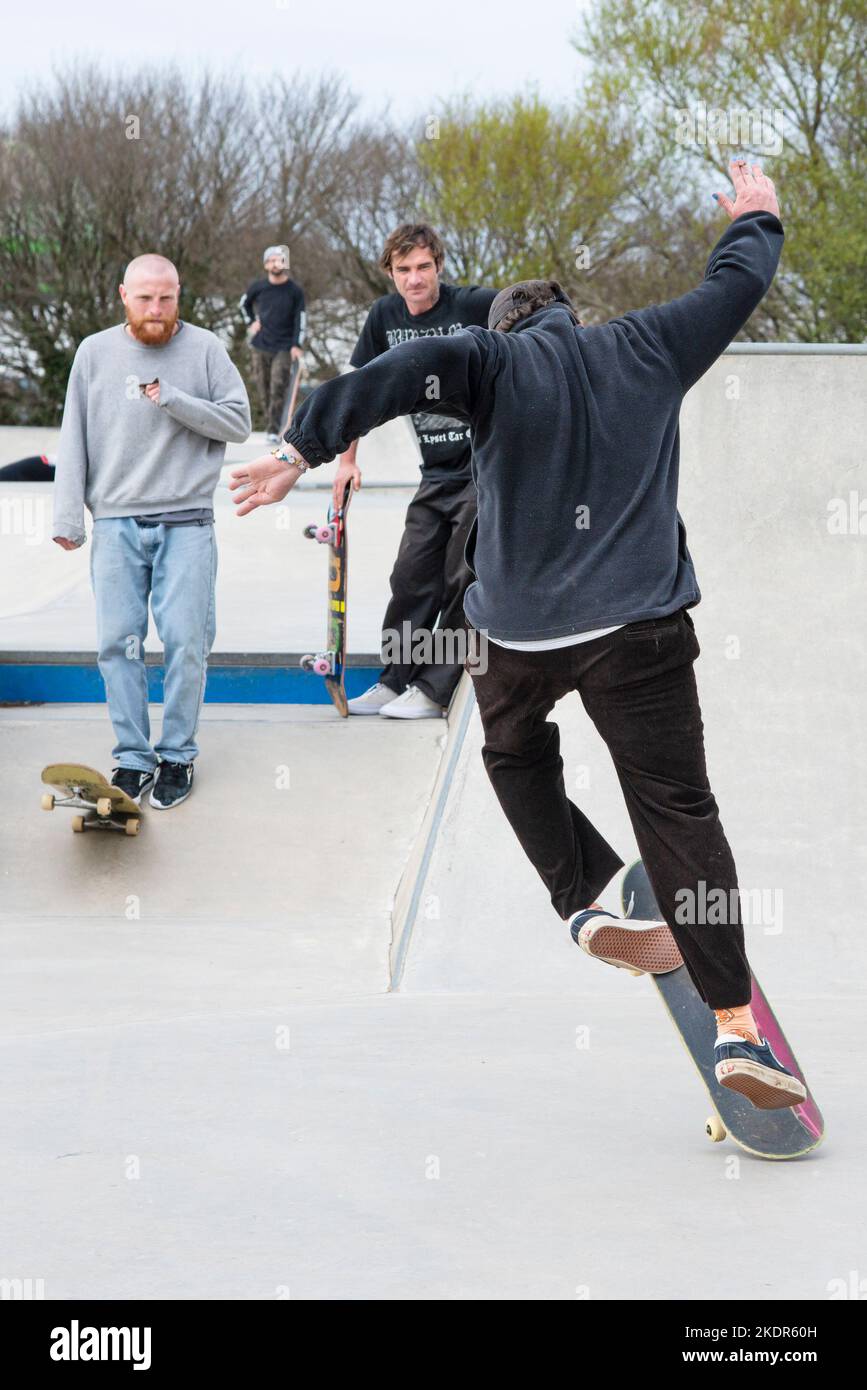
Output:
[
  {"xmin": 379, "ymin": 223, "xmax": 446, "ymax": 275},
  {"xmin": 489, "ymin": 279, "xmax": 580, "ymax": 333}
]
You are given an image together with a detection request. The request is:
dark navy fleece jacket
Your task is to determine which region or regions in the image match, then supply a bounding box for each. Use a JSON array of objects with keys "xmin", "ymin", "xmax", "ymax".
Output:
[{"xmin": 286, "ymin": 210, "xmax": 784, "ymax": 640}]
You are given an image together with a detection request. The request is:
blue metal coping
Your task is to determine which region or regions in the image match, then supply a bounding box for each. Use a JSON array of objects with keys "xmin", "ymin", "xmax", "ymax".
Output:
[{"xmin": 0, "ymin": 655, "xmax": 381, "ymax": 705}]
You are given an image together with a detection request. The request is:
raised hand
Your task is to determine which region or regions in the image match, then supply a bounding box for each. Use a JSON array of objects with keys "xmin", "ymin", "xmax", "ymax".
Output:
[{"xmin": 714, "ymin": 158, "xmax": 780, "ymax": 221}]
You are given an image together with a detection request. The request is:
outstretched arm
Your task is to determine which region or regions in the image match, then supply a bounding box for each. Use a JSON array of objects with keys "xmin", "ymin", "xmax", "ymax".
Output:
[
  {"xmin": 230, "ymin": 331, "xmax": 490, "ymax": 514},
  {"xmin": 286, "ymin": 330, "xmax": 488, "ymax": 465},
  {"xmin": 626, "ymin": 159, "xmax": 783, "ymax": 394}
]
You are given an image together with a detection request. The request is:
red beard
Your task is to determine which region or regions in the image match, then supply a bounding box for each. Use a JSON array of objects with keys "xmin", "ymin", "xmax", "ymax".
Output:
[{"xmin": 125, "ymin": 306, "xmax": 179, "ymax": 346}]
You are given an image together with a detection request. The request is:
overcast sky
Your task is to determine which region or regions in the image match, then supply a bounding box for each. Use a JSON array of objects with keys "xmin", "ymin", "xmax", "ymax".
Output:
[{"xmin": 3, "ymin": 0, "xmax": 594, "ymax": 121}]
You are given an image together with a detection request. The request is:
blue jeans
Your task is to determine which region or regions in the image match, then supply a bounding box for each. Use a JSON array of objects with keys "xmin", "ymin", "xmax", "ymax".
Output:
[{"xmin": 90, "ymin": 518, "xmax": 217, "ymax": 770}]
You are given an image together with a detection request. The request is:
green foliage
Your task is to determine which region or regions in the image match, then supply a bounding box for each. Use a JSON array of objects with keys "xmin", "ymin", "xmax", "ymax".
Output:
[
  {"xmin": 1, "ymin": 4, "xmax": 863, "ymax": 425},
  {"xmin": 574, "ymin": 0, "xmax": 867, "ymax": 339},
  {"xmin": 415, "ymin": 90, "xmax": 639, "ymax": 298}
]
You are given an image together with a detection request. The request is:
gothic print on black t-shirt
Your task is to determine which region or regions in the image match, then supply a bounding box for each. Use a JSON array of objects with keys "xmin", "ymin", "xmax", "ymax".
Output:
[{"xmin": 349, "ymin": 282, "xmax": 497, "ymax": 482}]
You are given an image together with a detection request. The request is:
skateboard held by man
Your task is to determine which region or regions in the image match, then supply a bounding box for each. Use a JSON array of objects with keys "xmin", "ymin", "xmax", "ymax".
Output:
[
  {"xmin": 300, "ymin": 481, "xmax": 354, "ymax": 716},
  {"xmin": 280, "ymin": 356, "xmax": 306, "ymax": 436}
]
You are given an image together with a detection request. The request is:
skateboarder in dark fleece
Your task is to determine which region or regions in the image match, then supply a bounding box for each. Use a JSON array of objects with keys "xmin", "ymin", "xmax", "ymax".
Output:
[{"xmin": 230, "ymin": 160, "xmax": 803, "ymax": 1109}]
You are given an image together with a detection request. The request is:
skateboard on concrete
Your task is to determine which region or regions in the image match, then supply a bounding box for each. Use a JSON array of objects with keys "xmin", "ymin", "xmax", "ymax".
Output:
[
  {"xmin": 300, "ymin": 480, "xmax": 353, "ymax": 716},
  {"xmin": 41, "ymin": 763, "xmax": 143, "ymax": 836},
  {"xmin": 621, "ymin": 860, "xmax": 824, "ymax": 1159},
  {"xmin": 279, "ymin": 356, "xmax": 306, "ymax": 436}
]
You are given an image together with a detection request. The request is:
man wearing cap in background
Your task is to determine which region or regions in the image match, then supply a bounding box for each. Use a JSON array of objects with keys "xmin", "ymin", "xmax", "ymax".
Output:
[{"xmin": 241, "ymin": 245, "xmax": 306, "ymax": 443}]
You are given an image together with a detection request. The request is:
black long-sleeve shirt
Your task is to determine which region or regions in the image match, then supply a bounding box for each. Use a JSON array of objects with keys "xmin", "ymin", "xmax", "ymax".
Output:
[
  {"xmin": 242, "ymin": 277, "xmax": 306, "ymax": 353},
  {"xmin": 286, "ymin": 211, "xmax": 784, "ymax": 640}
]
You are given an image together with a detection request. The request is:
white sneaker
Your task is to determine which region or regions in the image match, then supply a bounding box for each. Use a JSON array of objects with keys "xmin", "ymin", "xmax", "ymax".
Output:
[
  {"xmin": 379, "ymin": 685, "xmax": 444, "ymax": 719},
  {"xmin": 347, "ymin": 682, "xmax": 396, "ymax": 715}
]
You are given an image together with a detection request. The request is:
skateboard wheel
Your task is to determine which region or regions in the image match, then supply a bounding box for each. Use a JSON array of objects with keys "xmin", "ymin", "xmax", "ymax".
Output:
[
  {"xmin": 41, "ymin": 794, "xmax": 55, "ymax": 811},
  {"xmin": 303, "ymin": 524, "xmax": 317, "ymax": 539},
  {"xmin": 312, "ymin": 656, "xmax": 331, "ymax": 675},
  {"xmin": 300, "ymin": 655, "xmax": 315, "ymax": 672},
  {"xmin": 71, "ymin": 815, "xmax": 86, "ymax": 833},
  {"xmin": 706, "ymin": 1115, "xmax": 727, "ymax": 1143},
  {"xmin": 314, "ymin": 525, "xmax": 333, "ymax": 544},
  {"xmin": 125, "ymin": 819, "xmax": 140, "ymax": 836},
  {"xmin": 96, "ymin": 797, "xmax": 112, "ymax": 817}
]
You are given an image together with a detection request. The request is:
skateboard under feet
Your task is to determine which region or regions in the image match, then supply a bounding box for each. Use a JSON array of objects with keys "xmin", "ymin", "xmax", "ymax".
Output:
[{"xmin": 621, "ymin": 860, "xmax": 824, "ymax": 1160}]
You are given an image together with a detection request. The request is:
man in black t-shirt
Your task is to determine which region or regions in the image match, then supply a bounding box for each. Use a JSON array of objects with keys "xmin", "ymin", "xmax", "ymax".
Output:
[
  {"xmin": 334, "ymin": 222, "xmax": 496, "ymax": 718},
  {"xmin": 241, "ymin": 245, "xmax": 306, "ymax": 442}
]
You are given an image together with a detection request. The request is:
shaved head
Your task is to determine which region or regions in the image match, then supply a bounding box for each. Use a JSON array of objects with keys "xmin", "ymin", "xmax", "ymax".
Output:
[
  {"xmin": 123, "ymin": 253, "xmax": 179, "ymax": 287},
  {"xmin": 119, "ymin": 254, "xmax": 181, "ymax": 345}
]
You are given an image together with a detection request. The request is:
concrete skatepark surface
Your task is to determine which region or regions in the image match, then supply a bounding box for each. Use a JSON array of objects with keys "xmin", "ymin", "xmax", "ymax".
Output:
[
  {"xmin": 0, "ymin": 417, "xmax": 422, "ymax": 654},
  {"xmin": 1, "ymin": 350, "xmax": 865, "ymax": 1299}
]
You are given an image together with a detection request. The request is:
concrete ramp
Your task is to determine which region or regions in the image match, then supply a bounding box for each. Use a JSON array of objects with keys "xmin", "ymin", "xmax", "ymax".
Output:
[
  {"xmin": 0, "ymin": 417, "xmax": 421, "ymax": 657},
  {"xmin": 399, "ymin": 349, "xmax": 867, "ymax": 1003},
  {"xmin": 1, "ymin": 706, "xmax": 442, "ymax": 1008},
  {"xmin": 0, "ymin": 350, "xmax": 864, "ymax": 1299}
]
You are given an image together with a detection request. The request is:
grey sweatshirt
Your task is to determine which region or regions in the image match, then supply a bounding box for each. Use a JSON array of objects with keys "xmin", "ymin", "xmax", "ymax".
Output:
[{"xmin": 53, "ymin": 322, "xmax": 251, "ymax": 543}]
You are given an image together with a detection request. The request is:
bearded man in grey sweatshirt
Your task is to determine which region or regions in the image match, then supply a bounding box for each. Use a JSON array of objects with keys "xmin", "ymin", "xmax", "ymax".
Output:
[{"xmin": 52, "ymin": 254, "xmax": 251, "ymax": 809}]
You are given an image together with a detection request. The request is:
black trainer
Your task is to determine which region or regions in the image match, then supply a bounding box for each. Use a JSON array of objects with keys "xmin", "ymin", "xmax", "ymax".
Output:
[
  {"xmin": 150, "ymin": 761, "xmax": 194, "ymax": 810},
  {"xmin": 111, "ymin": 767, "xmax": 155, "ymax": 804}
]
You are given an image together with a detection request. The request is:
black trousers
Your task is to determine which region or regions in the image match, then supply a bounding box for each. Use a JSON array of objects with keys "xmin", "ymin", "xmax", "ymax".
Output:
[
  {"xmin": 467, "ymin": 608, "xmax": 751, "ymax": 1008},
  {"xmin": 380, "ymin": 476, "xmax": 476, "ymax": 708}
]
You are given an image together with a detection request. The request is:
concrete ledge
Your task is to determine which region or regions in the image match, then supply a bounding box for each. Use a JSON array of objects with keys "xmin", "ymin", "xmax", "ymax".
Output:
[
  {"xmin": 0, "ymin": 657, "xmax": 381, "ymax": 705},
  {"xmin": 388, "ymin": 671, "xmax": 476, "ymax": 988},
  {"xmin": 0, "ymin": 650, "xmax": 380, "ymax": 666}
]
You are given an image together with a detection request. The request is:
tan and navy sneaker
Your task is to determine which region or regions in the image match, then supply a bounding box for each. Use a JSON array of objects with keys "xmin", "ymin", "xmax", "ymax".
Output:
[
  {"xmin": 714, "ymin": 1033, "xmax": 807, "ymax": 1109},
  {"xmin": 570, "ymin": 907, "xmax": 683, "ymax": 975}
]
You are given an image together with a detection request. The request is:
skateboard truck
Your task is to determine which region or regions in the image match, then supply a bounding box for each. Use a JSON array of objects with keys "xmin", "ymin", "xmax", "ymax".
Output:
[
  {"xmin": 300, "ymin": 650, "xmax": 336, "ymax": 677},
  {"xmin": 41, "ymin": 764, "xmax": 142, "ymax": 836},
  {"xmin": 303, "ymin": 522, "xmax": 338, "ymax": 545}
]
